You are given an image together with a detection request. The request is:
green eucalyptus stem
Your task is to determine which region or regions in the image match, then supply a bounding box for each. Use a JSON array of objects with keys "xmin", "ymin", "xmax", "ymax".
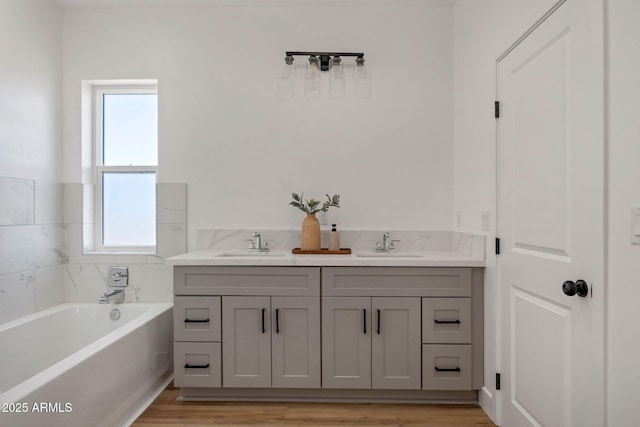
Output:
[{"xmin": 290, "ymin": 192, "xmax": 340, "ymax": 214}]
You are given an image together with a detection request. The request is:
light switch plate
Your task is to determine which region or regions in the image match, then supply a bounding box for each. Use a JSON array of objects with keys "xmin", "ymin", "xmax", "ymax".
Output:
[
  {"xmin": 632, "ymin": 207, "xmax": 640, "ymax": 245},
  {"xmin": 481, "ymin": 211, "xmax": 490, "ymax": 231},
  {"xmin": 318, "ymin": 211, "xmax": 328, "ymax": 225},
  {"xmin": 631, "ymin": 206, "xmax": 640, "ymax": 245}
]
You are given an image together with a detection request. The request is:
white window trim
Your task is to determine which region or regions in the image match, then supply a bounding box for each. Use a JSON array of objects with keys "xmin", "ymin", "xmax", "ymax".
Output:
[{"xmin": 93, "ymin": 85, "xmax": 158, "ymax": 253}]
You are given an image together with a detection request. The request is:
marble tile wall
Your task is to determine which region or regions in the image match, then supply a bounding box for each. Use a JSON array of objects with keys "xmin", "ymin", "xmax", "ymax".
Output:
[
  {"xmin": 0, "ymin": 176, "xmax": 66, "ymax": 325},
  {"xmin": 62, "ymin": 183, "xmax": 185, "ymax": 305}
]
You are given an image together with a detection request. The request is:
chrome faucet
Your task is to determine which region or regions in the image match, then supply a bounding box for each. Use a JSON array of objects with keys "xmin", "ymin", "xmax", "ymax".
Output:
[
  {"xmin": 99, "ymin": 289, "xmax": 124, "ymax": 304},
  {"xmin": 375, "ymin": 232, "xmax": 400, "ymax": 252},
  {"xmin": 99, "ymin": 266, "xmax": 128, "ymax": 304},
  {"xmin": 246, "ymin": 232, "xmax": 269, "ymax": 252}
]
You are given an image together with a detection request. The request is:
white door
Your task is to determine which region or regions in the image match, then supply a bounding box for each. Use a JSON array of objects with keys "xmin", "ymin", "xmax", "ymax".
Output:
[
  {"xmin": 222, "ymin": 296, "xmax": 271, "ymax": 388},
  {"xmin": 271, "ymin": 297, "xmax": 321, "ymax": 389},
  {"xmin": 497, "ymin": 1, "xmax": 604, "ymax": 426},
  {"xmin": 371, "ymin": 297, "xmax": 421, "ymax": 390},
  {"xmin": 322, "ymin": 297, "xmax": 371, "ymax": 389}
]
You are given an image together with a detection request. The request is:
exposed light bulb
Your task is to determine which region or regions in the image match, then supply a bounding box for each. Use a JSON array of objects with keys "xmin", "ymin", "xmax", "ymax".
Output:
[
  {"xmin": 329, "ymin": 56, "xmax": 345, "ymax": 100},
  {"xmin": 276, "ymin": 56, "xmax": 296, "ymax": 101},
  {"xmin": 304, "ymin": 56, "xmax": 321, "ymax": 101},
  {"xmin": 354, "ymin": 59, "xmax": 372, "ymax": 99}
]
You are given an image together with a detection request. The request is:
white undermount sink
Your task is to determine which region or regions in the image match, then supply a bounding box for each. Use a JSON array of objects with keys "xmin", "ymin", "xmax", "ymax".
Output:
[
  {"xmin": 354, "ymin": 251, "xmax": 424, "ymax": 258},
  {"xmin": 216, "ymin": 251, "xmax": 287, "ymax": 257}
]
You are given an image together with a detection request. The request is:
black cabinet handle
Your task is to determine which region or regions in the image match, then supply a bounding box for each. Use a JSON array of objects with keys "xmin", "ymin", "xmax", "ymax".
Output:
[
  {"xmin": 184, "ymin": 363, "xmax": 210, "ymax": 369},
  {"xmin": 261, "ymin": 308, "xmax": 266, "ymax": 333},
  {"xmin": 377, "ymin": 309, "xmax": 381, "ymax": 335},
  {"xmin": 184, "ymin": 318, "xmax": 210, "ymax": 323},
  {"xmin": 434, "ymin": 367, "xmax": 461, "ymax": 372},
  {"xmin": 276, "ymin": 308, "xmax": 280, "ymax": 334},
  {"xmin": 363, "ymin": 309, "xmax": 367, "ymax": 334},
  {"xmin": 434, "ymin": 319, "xmax": 461, "ymax": 324}
]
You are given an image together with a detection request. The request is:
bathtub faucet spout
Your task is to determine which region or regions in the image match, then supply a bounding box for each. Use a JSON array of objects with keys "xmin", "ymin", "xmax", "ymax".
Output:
[{"xmin": 99, "ymin": 289, "xmax": 124, "ymax": 304}]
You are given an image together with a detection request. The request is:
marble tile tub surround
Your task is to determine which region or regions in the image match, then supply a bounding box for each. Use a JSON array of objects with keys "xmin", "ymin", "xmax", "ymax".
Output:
[
  {"xmin": 62, "ymin": 182, "xmax": 186, "ymax": 304},
  {"xmin": 197, "ymin": 229, "xmax": 485, "ymax": 258},
  {"xmin": 0, "ymin": 176, "xmax": 66, "ymax": 325}
]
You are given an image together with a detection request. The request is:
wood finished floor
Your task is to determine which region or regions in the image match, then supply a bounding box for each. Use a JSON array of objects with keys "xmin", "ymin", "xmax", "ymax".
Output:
[{"xmin": 132, "ymin": 383, "xmax": 496, "ymax": 427}]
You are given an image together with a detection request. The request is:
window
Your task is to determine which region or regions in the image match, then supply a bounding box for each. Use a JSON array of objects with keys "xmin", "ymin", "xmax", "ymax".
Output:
[{"xmin": 94, "ymin": 85, "xmax": 158, "ymax": 252}]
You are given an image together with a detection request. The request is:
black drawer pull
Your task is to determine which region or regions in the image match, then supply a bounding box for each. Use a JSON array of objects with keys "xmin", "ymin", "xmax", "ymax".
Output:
[
  {"xmin": 363, "ymin": 309, "xmax": 367, "ymax": 334},
  {"xmin": 276, "ymin": 308, "xmax": 280, "ymax": 334},
  {"xmin": 435, "ymin": 367, "xmax": 461, "ymax": 372},
  {"xmin": 434, "ymin": 319, "xmax": 461, "ymax": 324},
  {"xmin": 184, "ymin": 363, "xmax": 210, "ymax": 369},
  {"xmin": 261, "ymin": 308, "xmax": 266, "ymax": 333},
  {"xmin": 376, "ymin": 309, "xmax": 381, "ymax": 335},
  {"xmin": 184, "ymin": 318, "xmax": 210, "ymax": 323}
]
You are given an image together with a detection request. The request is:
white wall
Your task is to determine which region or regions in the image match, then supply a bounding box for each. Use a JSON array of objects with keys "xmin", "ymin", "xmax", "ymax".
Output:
[
  {"xmin": 62, "ymin": 3, "xmax": 455, "ymax": 248},
  {"xmin": 453, "ymin": 0, "xmax": 560, "ymax": 422},
  {"xmin": 0, "ymin": 0, "xmax": 65, "ymax": 325},
  {"xmin": 606, "ymin": 0, "xmax": 640, "ymax": 424}
]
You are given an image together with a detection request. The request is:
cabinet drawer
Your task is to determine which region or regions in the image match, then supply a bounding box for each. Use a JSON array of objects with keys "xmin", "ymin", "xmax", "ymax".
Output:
[
  {"xmin": 174, "ymin": 266, "xmax": 320, "ymax": 296},
  {"xmin": 422, "ymin": 344, "xmax": 472, "ymax": 390},
  {"xmin": 174, "ymin": 296, "xmax": 221, "ymax": 342},
  {"xmin": 422, "ymin": 298, "xmax": 471, "ymax": 344},
  {"xmin": 322, "ymin": 267, "xmax": 471, "ymax": 297},
  {"xmin": 174, "ymin": 342, "xmax": 221, "ymax": 388}
]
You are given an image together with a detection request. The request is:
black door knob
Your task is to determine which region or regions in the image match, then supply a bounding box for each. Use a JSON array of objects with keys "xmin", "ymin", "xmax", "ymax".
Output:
[{"xmin": 562, "ymin": 280, "xmax": 589, "ymax": 297}]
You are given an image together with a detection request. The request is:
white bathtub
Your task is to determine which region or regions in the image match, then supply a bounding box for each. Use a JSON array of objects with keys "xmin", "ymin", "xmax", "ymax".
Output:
[{"xmin": 0, "ymin": 303, "xmax": 173, "ymax": 427}]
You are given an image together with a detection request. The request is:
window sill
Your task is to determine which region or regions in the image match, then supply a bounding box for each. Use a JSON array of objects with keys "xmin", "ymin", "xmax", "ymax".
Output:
[{"xmin": 84, "ymin": 251, "xmax": 157, "ymax": 256}]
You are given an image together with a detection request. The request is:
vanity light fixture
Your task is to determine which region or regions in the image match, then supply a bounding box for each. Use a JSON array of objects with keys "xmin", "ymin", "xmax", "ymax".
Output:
[{"xmin": 278, "ymin": 51, "xmax": 371, "ymax": 100}]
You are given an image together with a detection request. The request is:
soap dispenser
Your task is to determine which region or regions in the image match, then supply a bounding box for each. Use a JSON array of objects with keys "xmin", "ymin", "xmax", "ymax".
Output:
[{"xmin": 329, "ymin": 224, "xmax": 340, "ymax": 251}]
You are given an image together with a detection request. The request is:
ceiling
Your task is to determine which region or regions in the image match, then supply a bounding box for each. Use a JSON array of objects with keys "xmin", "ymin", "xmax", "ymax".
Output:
[{"xmin": 52, "ymin": 0, "xmax": 456, "ymax": 9}]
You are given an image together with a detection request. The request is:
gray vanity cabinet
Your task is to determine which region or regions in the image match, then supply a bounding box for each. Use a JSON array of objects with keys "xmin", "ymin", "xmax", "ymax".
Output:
[
  {"xmin": 222, "ymin": 295, "xmax": 321, "ymax": 389},
  {"xmin": 322, "ymin": 296, "xmax": 421, "ymax": 390},
  {"xmin": 173, "ymin": 264, "xmax": 483, "ymax": 397},
  {"xmin": 173, "ymin": 266, "xmax": 321, "ymax": 390},
  {"xmin": 322, "ymin": 267, "xmax": 481, "ymax": 392}
]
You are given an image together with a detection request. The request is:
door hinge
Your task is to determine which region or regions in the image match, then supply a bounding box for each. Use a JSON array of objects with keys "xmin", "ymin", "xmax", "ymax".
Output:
[
  {"xmin": 496, "ymin": 373, "xmax": 501, "ymax": 390},
  {"xmin": 495, "ymin": 237, "xmax": 501, "ymax": 255},
  {"xmin": 495, "ymin": 101, "xmax": 500, "ymax": 118}
]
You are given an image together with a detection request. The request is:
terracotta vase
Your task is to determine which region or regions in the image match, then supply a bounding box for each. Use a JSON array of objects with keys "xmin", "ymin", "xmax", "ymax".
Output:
[{"xmin": 300, "ymin": 213, "xmax": 321, "ymax": 251}]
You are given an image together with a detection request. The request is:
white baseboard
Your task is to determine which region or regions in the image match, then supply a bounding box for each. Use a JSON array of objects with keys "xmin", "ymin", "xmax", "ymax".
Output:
[{"xmin": 479, "ymin": 386, "xmax": 498, "ymax": 425}]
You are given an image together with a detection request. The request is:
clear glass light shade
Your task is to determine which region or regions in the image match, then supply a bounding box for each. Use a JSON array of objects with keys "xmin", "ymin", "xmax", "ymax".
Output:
[
  {"xmin": 304, "ymin": 59, "xmax": 321, "ymax": 101},
  {"xmin": 276, "ymin": 61, "xmax": 296, "ymax": 101},
  {"xmin": 329, "ymin": 57, "xmax": 345, "ymax": 100},
  {"xmin": 354, "ymin": 64, "xmax": 373, "ymax": 99}
]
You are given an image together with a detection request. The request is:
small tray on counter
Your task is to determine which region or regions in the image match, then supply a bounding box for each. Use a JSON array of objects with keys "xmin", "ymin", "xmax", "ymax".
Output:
[{"xmin": 292, "ymin": 248, "xmax": 352, "ymax": 255}]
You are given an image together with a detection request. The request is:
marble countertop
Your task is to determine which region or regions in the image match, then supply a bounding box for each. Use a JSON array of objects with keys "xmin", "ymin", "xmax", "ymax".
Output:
[{"xmin": 165, "ymin": 250, "xmax": 486, "ymax": 267}]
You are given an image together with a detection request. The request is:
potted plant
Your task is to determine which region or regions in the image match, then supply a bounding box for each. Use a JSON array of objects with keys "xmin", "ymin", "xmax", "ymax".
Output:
[{"xmin": 290, "ymin": 193, "xmax": 340, "ymax": 251}]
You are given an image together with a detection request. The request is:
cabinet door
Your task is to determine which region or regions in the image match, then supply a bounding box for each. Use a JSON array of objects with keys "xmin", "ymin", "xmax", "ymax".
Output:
[
  {"xmin": 322, "ymin": 297, "xmax": 371, "ymax": 389},
  {"xmin": 222, "ymin": 296, "xmax": 271, "ymax": 388},
  {"xmin": 271, "ymin": 297, "xmax": 321, "ymax": 389},
  {"xmin": 371, "ymin": 297, "xmax": 421, "ymax": 389}
]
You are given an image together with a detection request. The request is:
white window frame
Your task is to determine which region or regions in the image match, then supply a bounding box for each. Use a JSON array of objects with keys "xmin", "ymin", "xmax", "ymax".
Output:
[{"xmin": 94, "ymin": 84, "xmax": 158, "ymax": 253}]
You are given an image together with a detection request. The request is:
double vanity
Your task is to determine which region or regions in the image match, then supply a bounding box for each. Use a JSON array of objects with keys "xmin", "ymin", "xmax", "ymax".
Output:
[{"xmin": 166, "ymin": 234, "xmax": 485, "ymax": 402}]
